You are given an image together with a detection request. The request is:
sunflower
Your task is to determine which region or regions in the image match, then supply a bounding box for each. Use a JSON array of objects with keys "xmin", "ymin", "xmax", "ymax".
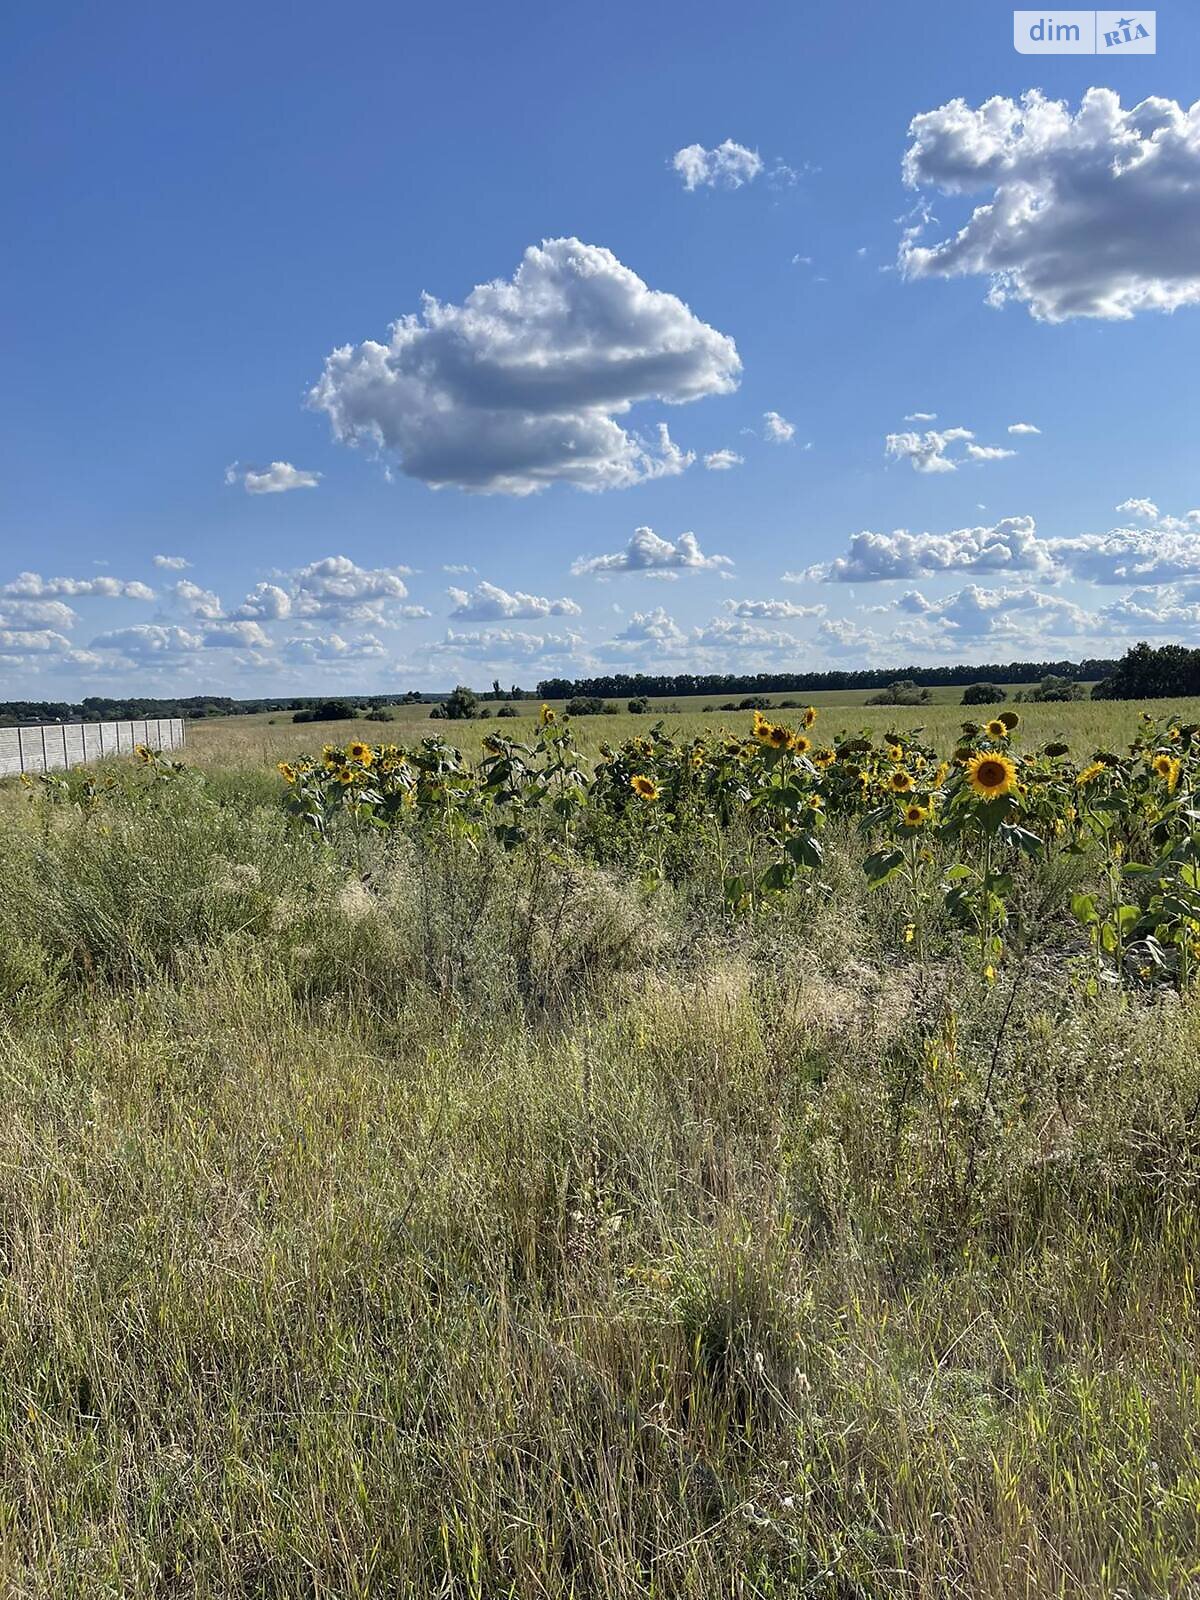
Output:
[
  {"xmin": 813, "ymin": 747, "xmax": 836, "ymax": 768},
  {"xmin": 789, "ymin": 733, "xmax": 812, "ymax": 754},
  {"xmin": 336, "ymin": 766, "xmax": 356, "ymax": 785},
  {"xmin": 1076, "ymin": 761, "xmax": 1105, "ymax": 787},
  {"xmin": 966, "ymin": 752, "xmax": 1018, "ymax": 798},
  {"xmin": 540, "ymin": 703, "xmax": 556, "ymax": 727},
  {"xmin": 986, "ymin": 720, "xmax": 1008, "ymax": 739},
  {"xmin": 134, "ymin": 744, "xmax": 153, "ymax": 765},
  {"xmin": 763, "ymin": 723, "xmax": 790, "ymax": 749},
  {"xmin": 807, "ymin": 793, "xmax": 824, "ymax": 811},
  {"xmin": 322, "ymin": 746, "xmax": 341, "ymax": 770},
  {"xmin": 903, "ymin": 803, "xmax": 929, "ymax": 826},
  {"xmin": 886, "ymin": 742, "xmax": 904, "ymax": 763},
  {"xmin": 276, "ymin": 761, "xmax": 297, "ymax": 784},
  {"xmin": 346, "ymin": 740, "xmax": 373, "ymax": 767},
  {"xmin": 630, "ymin": 774, "xmax": 659, "ymax": 801},
  {"xmin": 933, "ymin": 762, "xmax": 950, "ymax": 787},
  {"xmin": 803, "ymin": 706, "xmax": 818, "ymax": 728},
  {"xmin": 1151, "ymin": 753, "xmax": 1181, "ymax": 793},
  {"xmin": 887, "ymin": 770, "xmax": 915, "ymax": 794}
]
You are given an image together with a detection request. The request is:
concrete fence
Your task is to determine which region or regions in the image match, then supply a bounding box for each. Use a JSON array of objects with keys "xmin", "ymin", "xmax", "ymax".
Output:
[{"xmin": 0, "ymin": 718, "xmax": 185, "ymax": 778}]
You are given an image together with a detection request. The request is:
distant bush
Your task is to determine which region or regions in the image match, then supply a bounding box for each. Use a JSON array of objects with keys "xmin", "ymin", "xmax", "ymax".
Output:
[
  {"xmin": 365, "ymin": 709, "xmax": 394, "ymax": 722},
  {"xmin": 738, "ymin": 696, "xmax": 773, "ymax": 711},
  {"xmin": 567, "ymin": 697, "xmax": 619, "ymax": 716},
  {"xmin": 866, "ymin": 680, "xmax": 932, "ymax": 707},
  {"xmin": 496, "ymin": 705, "xmax": 519, "ymax": 718},
  {"xmin": 961, "ymin": 683, "xmax": 1007, "ymax": 706},
  {"xmin": 437, "ymin": 686, "xmax": 479, "ymax": 721},
  {"xmin": 1016, "ymin": 675, "xmax": 1086, "ymax": 703},
  {"xmin": 293, "ymin": 699, "xmax": 356, "ymax": 724},
  {"xmin": 627, "ymin": 696, "xmax": 651, "ymax": 714}
]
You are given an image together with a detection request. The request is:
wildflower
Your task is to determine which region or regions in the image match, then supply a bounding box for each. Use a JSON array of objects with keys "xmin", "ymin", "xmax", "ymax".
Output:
[
  {"xmin": 336, "ymin": 766, "xmax": 356, "ymax": 785},
  {"xmin": 540, "ymin": 703, "xmax": 556, "ymax": 727},
  {"xmin": 986, "ymin": 720, "xmax": 1007, "ymax": 739},
  {"xmin": 803, "ymin": 706, "xmax": 817, "ymax": 728},
  {"xmin": 902, "ymin": 803, "xmax": 929, "ymax": 826},
  {"xmin": 763, "ymin": 723, "xmax": 790, "ymax": 750},
  {"xmin": 1076, "ymin": 761, "xmax": 1105, "ymax": 787},
  {"xmin": 1152, "ymin": 753, "xmax": 1181, "ymax": 793},
  {"xmin": 886, "ymin": 742, "xmax": 904, "ymax": 762},
  {"xmin": 630, "ymin": 774, "xmax": 659, "ymax": 801},
  {"xmin": 346, "ymin": 740, "xmax": 373, "ymax": 767},
  {"xmin": 807, "ymin": 793, "xmax": 824, "ymax": 811},
  {"xmin": 789, "ymin": 733, "xmax": 812, "ymax": 755},
  {"xmin": 887, "ymin": 770, "xmax": 915, "ymax": 794},
  {"xmin": 965, "ymin": 752, "xmax": 1018, "ymax": 798},
  {"xmin": 277, "ymin": 761, "xmax": 297, "ymax": 784},
  {"xmin": 984, "ymin": 964, "xmax": 997, "ymax": 984},
  {"xmin": 904, "ymin": 923, "xmax": 915, "ymax": 944}
]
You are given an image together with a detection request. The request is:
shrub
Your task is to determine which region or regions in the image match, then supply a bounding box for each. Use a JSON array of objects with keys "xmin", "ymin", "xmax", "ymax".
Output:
[
  {"xmin": 867, "ymin": 679, "xmax": 932, "ymax": 706},
  {"xmin": 962, "ymin": 683, "xmax": 1007, "ymax": 706},
  {"xmin": 293, "ymin": 699, "xmax": 356, "ymax": 724}
]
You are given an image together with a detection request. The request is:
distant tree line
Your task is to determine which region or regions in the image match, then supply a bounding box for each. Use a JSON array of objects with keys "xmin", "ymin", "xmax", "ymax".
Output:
[
  {"xmin": 535, "ymin": 659, "xmax": 1117, "ymax": 701},
  {"xmin": 1092, "ymin": 642, "xmax": 1200, "ymax": 700}
]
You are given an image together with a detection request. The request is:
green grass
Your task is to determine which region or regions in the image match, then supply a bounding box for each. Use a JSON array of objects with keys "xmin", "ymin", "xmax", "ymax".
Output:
[{"xmin": 1, "ymin": 721, "xmax": 1199, "ymax": 1597}]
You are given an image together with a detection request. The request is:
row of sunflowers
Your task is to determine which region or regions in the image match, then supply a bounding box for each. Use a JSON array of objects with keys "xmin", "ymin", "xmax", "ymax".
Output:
[{"xmin": 277, "ymin": 705, "xmax": 1200, "ymax": 989}]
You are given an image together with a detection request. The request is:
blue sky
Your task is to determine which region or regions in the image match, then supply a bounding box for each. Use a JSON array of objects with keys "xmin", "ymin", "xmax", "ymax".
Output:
[{"xmin": 4, "ymin": 0, "xmax": 1200, "ymax": 695}]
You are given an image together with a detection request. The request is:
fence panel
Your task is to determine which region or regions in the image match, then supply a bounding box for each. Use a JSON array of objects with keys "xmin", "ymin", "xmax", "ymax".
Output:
[{"xmin": 0, "ymin": 718, "xmax": 185, "ymax": 779}]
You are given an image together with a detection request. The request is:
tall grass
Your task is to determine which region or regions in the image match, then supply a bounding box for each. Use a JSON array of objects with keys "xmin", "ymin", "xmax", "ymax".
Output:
[{"xmin": 0, "ymin": 760, "xmax": 1197, "ymax": 1597}]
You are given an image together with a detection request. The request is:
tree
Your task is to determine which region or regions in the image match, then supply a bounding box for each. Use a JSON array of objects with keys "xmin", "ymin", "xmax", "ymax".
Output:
[
  {"xmin": 627, "ymin": 696, "xmax": 650, "ymax": 714},
  {"xmin": 866, "ymin": 680, "xmax": 932, "ymax": 707},
  {"xmin": 292, "ymin": 699, "xmax": 355, "ymax": 724},
  {"xmin": 441, "ymin": 685, "xmax": 479, "ymax": 720},
  {"xmin": 961, "ymin": 683, "xmax": 1007, "ymax": 706}
]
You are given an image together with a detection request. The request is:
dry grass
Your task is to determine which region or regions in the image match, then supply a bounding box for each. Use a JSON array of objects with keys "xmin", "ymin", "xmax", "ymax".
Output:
[{"xmin": 0, "ymin": 734, "xmax": 1198, "ymax": 1597}]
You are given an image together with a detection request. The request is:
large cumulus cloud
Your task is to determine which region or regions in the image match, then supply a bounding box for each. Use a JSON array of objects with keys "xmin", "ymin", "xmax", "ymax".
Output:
[
  {"xmin": 901, "ymin": 88, "xmax": 1200, "ymax": 321},
  {"xmin": 309, "ymin": 238, "xmax": 740, "ymax": 494}
]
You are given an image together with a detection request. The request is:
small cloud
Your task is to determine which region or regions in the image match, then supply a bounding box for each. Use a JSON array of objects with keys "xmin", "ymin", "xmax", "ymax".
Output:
[
  {"xmin": 672, "ymin": 139, "xmax": 763, "ymax": 191},
  {"xmin": 704, "ymin": 449, "xmax": 744, "ymax": 471},
  {"xmin": 763, "ymin": 410, "xmax": 795, "ymax": 444},
  {"xmin": 572, "ymin": 526, "xmax": 732, "ymax": 578},
  {"xmin": 153, "ymin": 554, "xmax": 191, "ymax": 570},
  {"xmin": 904, "ymin": 411, "xmax": 937, "ymax": 422},
  {"xmin": 226, "ymin": 461, "xmax": 322, "ymax": 495},
  {"xmin": 1008, "ymin": 422, "xmax": 1041, "ymax": 435}
]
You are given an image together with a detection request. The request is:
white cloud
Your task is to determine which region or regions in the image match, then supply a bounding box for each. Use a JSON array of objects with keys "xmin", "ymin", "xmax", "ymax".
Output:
[
  {"xmin": 291, "ymin": 555, "xmax": 411, "ymax": 623},
  {"xmin": 722, "ymin": 597, "xmax": 826, "ymax": 619},
  {"xmin": 672, "ymin": 140, "xmax": 763, "ymax": 190},
  {"xmin": 0, "ymin": 599, "xmax": 77, "ymax": 630},
  {"xmin": 153, "ymin": 554, "xmax": 191, "ymax": 569},
  {"xmin": 309, "ymin": 237, "xmax": 739, "ymax": 494},
  {"xmin": 1116, "ymin": 497, "xmax": 1159, "ymax": 520},
  {"xmin": 571, "ymin": 526, "xmax": 733, "ymax": 578},
  {"xmin": 704, "ymin": 449, "xmax": 743, "ymax": 471},
  {"xmin": 0, "ymin": 628, "xmax": 73, "ymax": 657},
  {"xmin": 234, "ymin": 582, "xmax": 293, "ymax": 621},
  {"xmin": 605, "ymin": 606, "xmax": 688, "ymax": 651},
  {"xmin": 226, "ymin": 461, "xmax": 321, "ymax": 495},
  {"xmin": 3, "ymin": 572, "xmax": 154, "ymax": 600},
  {"xmin": 1008, "ymin": 422, "xmax": 1040, "ymax": 435},
  {"xmin": 763, "ymin": 410, "xmax": 795, "ymax": 444},
  {"xmin": 447, "ymin": 580, "xmax": 582, "ymax": 620},
  {"xmin": 281, "ymin": 632, "xmax": 387, "ymax": 665},
  {"xmin": 810, "ymin": 508, "xmax": 1200, "ymax": 587},
  {"xmin": 171, "ymin": 579, "xmax": 224, "ymax": 620},
  {"xmin": 692, "ymin": 616, "xmax": 801, "ymax": 653},
  {"xmin": 885, "ymin": 426, "xmax": 1013, "ymax": 473},
  {"xmin": 904, "ymin": 411, "xmax": 937, "ymax": 422},
  {"xmin": 430, "ymin": 627, "xmax": 585, "ymax": 660},
  {"xmin": 964, "ymin": 442, "xmax": 1016, "ymax": 462},
  {"xmin": 443, "ymin": 563, "xmax": 476, "ymax": 574},
  {"xmin": 889, "ymin": 582, "xmax": 1093, "ymax": 638},
  {"xmin": 901, "ymin": 89, "xmax": 1200, "ymax": 321},
  {"xmin": 89, "ymin": 624, "xmax": 204, "ymax": 658}
]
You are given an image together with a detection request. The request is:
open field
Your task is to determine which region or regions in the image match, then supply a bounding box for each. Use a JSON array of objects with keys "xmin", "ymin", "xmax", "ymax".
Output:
[
  {"xmin": 2, "ymin": 704, "xmax": 1200, "ymax": 1597},
  {"xmin": 188, "ymin": 691, "xmax": 1195, "ymax": 774}
]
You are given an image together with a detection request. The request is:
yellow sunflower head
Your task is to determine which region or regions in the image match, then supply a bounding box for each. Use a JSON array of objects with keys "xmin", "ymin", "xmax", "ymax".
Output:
[
  {"xmin": 903, "ymin": 803, "xmax": 929, "ymax": 827},
  {"xmin": 276, "ymin": 761, "xmax": 297, "ymax": 784},
  {"xmin": 886, "ymin": 742, "xmax": 904, "ymax": 763},
  {"xmin": 630, "ymin": 774, "xmax": 659, "ymax": 801},
  {"xmin": 322, "ymin": 746, "xmax": 341, "ymax": 770},
  {"xmin": 346, "ymin": 740, "xmax": 373, "ymax": 766},
  {"xmin": 966, "ymin": 752, "xmax": 1018, "ymax": 798},
  {"xmin": 789, "ymin": 733, "xmax": 812, "ymax": 754},
  {"xmin": 1076, "ymin": 761, "xmax": 1105, "ymax": 788},
  {"xmin": 336, "ymin": 766, "xmax": 356, "ymax": 785},
  {"xmin": 1152, "ymin": 753, "xmax": 1181, "ymax": 793},
  {"xmin": 813, "ymin": 747, "xmax": 836, "ymax": 768},
  {"xmin": 888, "ymin": 770, "xmax": 916, "ymax": 794},
  {"xmin": 986, "ymin": 720, "xmax": 1008, "ymax": 739},
  {"xmin": 803, "ymin": 706, "xmax": 818, "ymax": 728},
  {"xmin": 764, "ymin": 723, "xmax": 790, "ymax": 749},
  {"xmin": 134, "ymin": 744, "xmax": 153, "ymax": 765},
  {"xmin": 807, "ymin": 793, "xmax": 824, "ymax": 811}
]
